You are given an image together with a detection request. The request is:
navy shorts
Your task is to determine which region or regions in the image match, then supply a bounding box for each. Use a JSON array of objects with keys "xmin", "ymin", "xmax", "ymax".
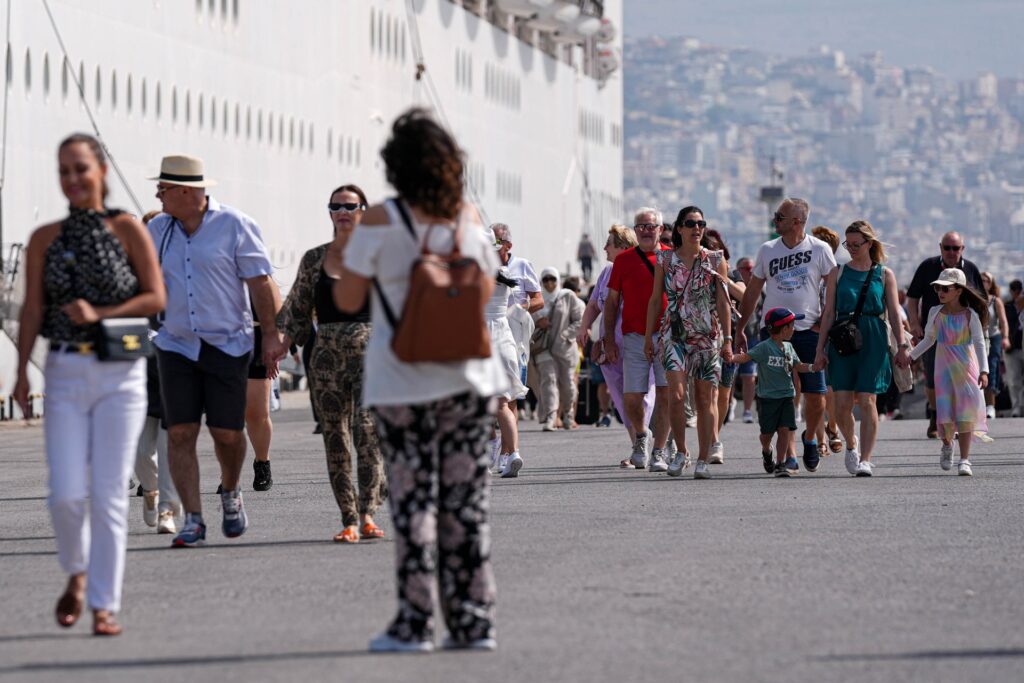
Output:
[{"xmin": 760, "ymin": 328, "xmax": 827, "ymax": 394}]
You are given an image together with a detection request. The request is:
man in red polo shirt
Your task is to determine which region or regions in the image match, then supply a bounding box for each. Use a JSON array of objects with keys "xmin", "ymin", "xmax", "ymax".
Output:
[{"xmin": 604, "ymin": 207, "xmax": 672, "ymax": 471}]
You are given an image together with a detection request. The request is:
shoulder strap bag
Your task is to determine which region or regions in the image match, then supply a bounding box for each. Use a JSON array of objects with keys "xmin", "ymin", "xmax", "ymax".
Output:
[
  {"xmin": 371, "ymin": 199, "xmax": 491, "ymax": 363},
  {"xmin": 827, "ymin": 264, "xmax": 875, "ymax": 357}
]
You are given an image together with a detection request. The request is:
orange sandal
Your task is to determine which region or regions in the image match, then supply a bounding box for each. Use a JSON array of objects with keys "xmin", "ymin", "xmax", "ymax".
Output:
[
  {"xmin": 333, "ymin": 527, "xmax": 359, "ymax": 544},
  {"xmin": 361, "ymin": 522, "xmax": 385, "ymax": 539}
]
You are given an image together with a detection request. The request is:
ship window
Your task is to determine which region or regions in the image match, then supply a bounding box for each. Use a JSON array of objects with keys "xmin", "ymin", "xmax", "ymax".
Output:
[
  {"xmin": 186, "ymin": 90, "xmax": 193, "ymax": 126},
  {"xmin": 94, "ymin": 65, "xmax": 102, "ymax": 107},
  {"xmin": 235, "ymin": 103, "xmax": 240, "ymax": 137},
  {"xmin": 171, "ymin": 86, "xmax": 177, "ymax": 123},
  {"xmin": 22, "ymin": 49, "xmax": 31, "ymax": 93},
  {"xmin": 327, "ymin": 129, "xmax": 333, "ymax": 157},
  {"xmin": 278, "ymin": 116, "xmax": 283, "ymax": 147},
  {"xmin": 198, "ymin": 93, "xmax": 205, "ymax": 128},
  {"xmin": 43, "ymin": 52, "xmax": 50, "ymax": 98},
  {"xmin": 155, "ymin": 81, "xmax": 162, "ymax": 119},
  {"xmin": 338, "ymin": 135, "xmax": 344, "ymax": 163},
  {"xmin": 257, "ymin": 109, "xmax": 263, "ymax": 142},
  {"xmin": 141, "ymin": 78, "xmax": 147, "ymax": 116},
  {"xmin": 289, "ymin": 118, "xmax": 295, "ymax": 148},
  {"xmin": 126, "ymin": 74, "xmax": 132, "ymax": 113},
  {"xmin": 377, "ymin": 12, "xmax": 384, "ymax": 56},
  {"xmin": 370, "ymin": 8, "xmax": 376, "ymax": 52},
  {"xmin": 221, "ymin": 0, "xmax": 228, "ymax": 21},
  {"xmin": 195, "ymin": 0, "xmax": 202, "ymax": 13},
  {"xmin": 78, "ymin": 62, "xmax": 85, "ymax": 103},
  {"xmin": 307, "ymin": 123, "xmax": 314, "ymax": 153},
  {"xmin": 208, "ymin": 0, "xmax": 216, "ymax": 18},
  {"xmin": 268, "ymin": 113, "xmax": 274, "ymax": 144},
  {"xmin": 347, "ymin": 137, "xmax": 353, "ymax": 165},
  {"xmin": 111, "ymin": 70, "xmax": 121, "ymax": 111},
  {"xmin": 246, "ymin": 106, "xmax": 251, "ymax": 139},
  {"xmin": 233, "ymin": 0, "xmax": 239, "ymax": 22},
  {"xmin": 223, "ymin": 100, "xmax": 229, "ymax": 135},
  {"xmin": 61, "ymin": 57, "xmax": 68, "ymax": 101},
  {"xmin": 401, "ymin": 25, "xmax": 406, "ymax": 63}
]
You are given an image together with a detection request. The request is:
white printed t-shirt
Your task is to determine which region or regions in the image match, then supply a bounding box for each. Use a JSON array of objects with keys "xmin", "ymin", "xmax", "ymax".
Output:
[
  {"xmin": 344, "ymin": 201, "xmax": 508, "ymax": 407},
  {"xmin": 752, "ymin": 234, "xmax": 837, "ymax": 331}
]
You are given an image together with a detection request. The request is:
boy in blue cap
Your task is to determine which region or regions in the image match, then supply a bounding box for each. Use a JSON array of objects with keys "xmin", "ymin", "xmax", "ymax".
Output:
[{"xmin": 731, "ymin": 308, "xmax": 814, "ymax": 477}]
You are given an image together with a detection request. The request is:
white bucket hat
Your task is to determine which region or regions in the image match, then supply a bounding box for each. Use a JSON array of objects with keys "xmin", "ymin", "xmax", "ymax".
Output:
[
  {"xmin": 931, "ymin": 268, "xmax": 967, "ymax": 288},
  {"xmin": 148, "ymin": 154, "xmax": 217, "ymax": 188}
]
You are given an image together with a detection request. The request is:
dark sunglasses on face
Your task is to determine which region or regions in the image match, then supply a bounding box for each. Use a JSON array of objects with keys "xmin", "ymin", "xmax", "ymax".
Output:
[
  {"xmin": 942, "ymin": 245, "xmax": 962, "ymax": 252},
  {"xmin": 933, "ymin": 284, "xmax": 956, "ymax": 293},
  {"xmin": 634, "ymin": 223, "xmax": 659, "ymax": 231},
  {"xmin": 681, "ymin": 219, "xmax": 707, "ymax": 229},
  {"xmin": 542, "ymin": 277, "xmax": 557, "ymax": 283},
  {"xmin": 328, "ymin": 202, "xmax": 365, "ymax": 213}
]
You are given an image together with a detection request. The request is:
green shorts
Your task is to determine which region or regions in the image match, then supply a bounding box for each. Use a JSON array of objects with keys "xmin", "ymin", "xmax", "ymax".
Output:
[{"xmin": 756, "ymin": 396, "xmax": 797, "ymax": 435}]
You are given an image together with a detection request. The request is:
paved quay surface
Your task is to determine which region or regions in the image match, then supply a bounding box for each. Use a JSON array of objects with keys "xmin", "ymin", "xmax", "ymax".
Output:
[{"xmin": 2, "ymin": 392, "xmax": 1023, "ymax": 683}]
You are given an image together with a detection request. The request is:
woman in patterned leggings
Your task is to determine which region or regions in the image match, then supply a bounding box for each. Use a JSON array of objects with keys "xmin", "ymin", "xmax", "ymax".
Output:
[
  {"xmin": 336, "ymin": 109, "xmax": 506, "ymax": 653},
  {"xmin": 278, "ymin": 184, "xmax": 386, "ymax": 543}
]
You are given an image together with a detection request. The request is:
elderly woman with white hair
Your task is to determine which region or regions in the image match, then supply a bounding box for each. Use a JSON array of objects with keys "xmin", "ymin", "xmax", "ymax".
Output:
[{"xmin": 530, "ymin": 267, "xmax": 585, "ymax": 432}]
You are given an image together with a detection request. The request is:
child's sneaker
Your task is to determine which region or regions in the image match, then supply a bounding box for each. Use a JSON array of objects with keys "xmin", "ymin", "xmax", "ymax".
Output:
[
  {"xmin": 742, "ymin": 409, "xmax": 754, "ymax": 423},
  {"xmin": 958, "ymin": 460, "xmax": 973, "ymax": 477},
  {"xmin": 773, "ymin": 462, "xmax": 790, "ymax": 477},
  {"xmin": 939, "ymin": 443, "xmax": 954, "ymax": 471},
  {"xmin": 762, "ymin": 446, "xmax": 775, "ymax": 474},
  {"xmin": 844, "ymin": 447, "xmax": 860, "ymax": 475},
  {"xmin": 784, "ymin": 456, "xmax": 799, "ymax": 474}
]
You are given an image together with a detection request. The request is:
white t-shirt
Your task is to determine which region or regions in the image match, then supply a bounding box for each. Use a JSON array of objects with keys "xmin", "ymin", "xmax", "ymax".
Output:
[
  {"xmin": 505, "ymin": 256, "xmax": 541, "ymax": 308},
  {"xmin": 344, "ymin": 201, "xmax": 508, "ymax": 407},
  {"xmin": 752, "ymin": 234, "xmax": 837, "ymax": 330}
]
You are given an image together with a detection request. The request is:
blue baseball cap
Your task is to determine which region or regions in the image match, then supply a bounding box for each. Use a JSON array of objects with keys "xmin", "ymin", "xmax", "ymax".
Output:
[{"xmin": 764, "ymin": 307, "xmax": 805, "ymax": 329}]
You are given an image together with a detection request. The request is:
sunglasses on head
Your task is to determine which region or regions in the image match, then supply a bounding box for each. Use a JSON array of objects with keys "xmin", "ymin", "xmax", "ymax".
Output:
[
  {"xmin": 328, "ymin": 202, "xmax": 365, "ymax": 213},
  {"xmin": 680, "ymin": 219, "xmax": 707, "ymax": 229},
  {"xmin": 933, "ymin": 284, "xmax": 957, "ymax": 293},
  {"xmin": 941, "ymin": 245, "xmax": 962, "ymax": 252}
]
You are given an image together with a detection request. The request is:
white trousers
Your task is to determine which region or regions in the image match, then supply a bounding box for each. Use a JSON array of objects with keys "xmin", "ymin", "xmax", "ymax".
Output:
[
  {"xmin": 134, "ymin": 416, "xmax": 180, "ymax": 512},
  {"xmin": 44, "ymin": 352, "xmax": 147, "ymax": 612}
]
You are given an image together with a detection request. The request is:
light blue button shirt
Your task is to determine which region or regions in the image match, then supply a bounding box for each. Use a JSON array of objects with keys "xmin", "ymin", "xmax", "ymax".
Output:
[{"xmin": 149, "ymin": 197, "xmax": 273, "ymax": 361}]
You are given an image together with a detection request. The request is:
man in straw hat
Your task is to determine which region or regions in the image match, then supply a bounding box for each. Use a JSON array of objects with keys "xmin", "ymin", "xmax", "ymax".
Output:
[{"xmin": 147, "ymin": 154, "xmax": 285, "ymax": 548}]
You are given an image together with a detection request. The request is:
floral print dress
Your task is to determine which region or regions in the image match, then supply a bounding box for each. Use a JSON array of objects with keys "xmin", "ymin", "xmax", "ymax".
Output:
[{"xmin": 657, "ymin": 248, "xmax": 726, "ymax": 383}]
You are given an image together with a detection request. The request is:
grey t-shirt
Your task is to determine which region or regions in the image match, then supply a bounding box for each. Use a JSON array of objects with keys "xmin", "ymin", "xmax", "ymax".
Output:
[{"xmin": 748, "ymin": 339, "xmax": 800, "ymax": 399}]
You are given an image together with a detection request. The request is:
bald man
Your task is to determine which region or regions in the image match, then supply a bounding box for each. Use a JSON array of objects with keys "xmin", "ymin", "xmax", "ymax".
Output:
[{"xmin": 905, "ymin": 231, "xmax": 985, "ymax": 438}]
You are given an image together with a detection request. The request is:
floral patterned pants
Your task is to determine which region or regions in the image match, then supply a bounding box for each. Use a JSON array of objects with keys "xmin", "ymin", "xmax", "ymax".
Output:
[
  {"xmin": 372, "ymin": 392, "xmax": 497, "ymax": 643},
  {"xmin": 310, "ymin": 323, "xmax": 385, "ymax": 527}
]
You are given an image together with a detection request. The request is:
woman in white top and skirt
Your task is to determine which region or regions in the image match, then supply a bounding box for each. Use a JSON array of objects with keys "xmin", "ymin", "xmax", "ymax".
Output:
[{"xmin": 336, "ymin": 109, "xmax": 506, "ymax": 653}]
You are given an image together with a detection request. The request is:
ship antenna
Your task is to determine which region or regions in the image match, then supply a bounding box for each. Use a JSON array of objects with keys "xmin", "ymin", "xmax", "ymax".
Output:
[{"xmin": 41, "ymin": 0, "xmax": 144, "ymax": 216}]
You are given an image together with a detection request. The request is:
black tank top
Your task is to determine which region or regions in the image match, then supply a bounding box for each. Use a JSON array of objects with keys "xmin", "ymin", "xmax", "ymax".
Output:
[
  {"xmin": 42, "ymin": 208, "xmax": 139, "ymax": 342},
  {"xmin": 316, "ymin": 266, "xmax": 369, "ymax": 324}
]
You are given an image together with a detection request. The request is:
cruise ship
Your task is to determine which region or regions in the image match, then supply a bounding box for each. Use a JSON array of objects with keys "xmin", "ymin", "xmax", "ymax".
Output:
[{"xmin": 0, "ymin": 0, "xmax": 624, "ymax": 412}]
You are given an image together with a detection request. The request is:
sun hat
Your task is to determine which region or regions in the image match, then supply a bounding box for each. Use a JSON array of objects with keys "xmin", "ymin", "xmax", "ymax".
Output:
[
  {"xmin": 930, "ymin": 268, "xmax": 967, "ymax": 288},
  {"xmin": 764, "ymin": 307, "xmax": 806, "ymax": 329},
  {"xmin": 148, "ymin": 154, "xmax": 217, "ymax": 188}
]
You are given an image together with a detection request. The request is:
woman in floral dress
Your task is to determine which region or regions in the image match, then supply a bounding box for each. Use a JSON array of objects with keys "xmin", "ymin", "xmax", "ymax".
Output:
[{"xmin": 644, "ymin": 206, "xmax": 733, "ymax": 480}]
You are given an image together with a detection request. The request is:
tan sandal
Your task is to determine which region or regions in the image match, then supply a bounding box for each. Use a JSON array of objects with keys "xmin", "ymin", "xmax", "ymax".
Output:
[
  {"xmin": 826, "ymin": 428, "xmax": 843, "ymax": 453},
  {"xmin": 92, "ymin": 610, "xmax": 122, "ymax": 636}
]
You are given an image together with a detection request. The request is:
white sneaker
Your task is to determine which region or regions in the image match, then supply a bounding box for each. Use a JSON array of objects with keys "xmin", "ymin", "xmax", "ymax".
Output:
[
  {"xmin": 708, "ymin": 441, "xmax": 725, "ymax": 464},
  {"xmin": 958, "ymin": 459, "xmax": 973, "ymax": 476},
  {"xmin": 686, "ymin": 415, "xmax": 697, "ymax": 429},
  {"xmin": 500, "ymin": 452, "xmax": 523, "ymax": 478},
  {"xmin": 496, "ymin": 453, "xmax": 510, "ymax": 475},
  {"xmin": 727, "ymin": 398, "xmax": 737, "ymax": 423},
  {"xmin": 648, "ymin": 448, "xmax": 669, "ymax": 472},
  {"xmin": 794, "ymin": 403, "xmax": 803, "ymax": 425},
  {"xmin": 985, "ymin": 405, "xmax": 996, "ymax": 419},
  {"xmin": 667, "ymin": 450, "xmax": 691, "ymax": 476},
  {"xmin": 157, "ymin": 509, "xmax": 177, "ymax": 534},
  {"xmin": 694, "ymin": 460, "xmax": 711, "ymax": 479},
  {"xmin": 486, "ymin": 438, "xmax": 501, "ymax": 471},
  {"xmin": 940, "ymin": 443, "xmax": 954, "ymax": 471},
  {"xmin": 855, "ymin": 460, "xmax": 874, "ymax": 477},
  {"xmin": 630, "ymin": 432, "xmax": 650, "ymax": 469},
  {"xmin": 844, "ymin": 447, "xmax": 860, "ymax": 475},
  {"xmin": 368, "ymin": 631, "xmax": 434, "ymax": 653},
  {"xmin": 143, "ymin": 490, "xmax": 159, "ymax": 527},
  {"xmin": 743, "ymin": 409, "xmax": 754, "ymax": 424}
]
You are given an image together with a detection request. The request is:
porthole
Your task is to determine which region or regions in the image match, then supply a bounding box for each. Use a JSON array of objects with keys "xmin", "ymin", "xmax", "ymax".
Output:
[
  {"xmin": 141, "ymin": 77, "xmax": 147, "ymax": 116},
  {"xmin": 61, "ymin": 57, "xmax": 68, "ymax": 101},
  {"xmin": 308, "ymin": 123, "xmax": 314, "ymax": 153},
  {"xmin": 278, "ymin": 117, "xmax": 283, "ymax": 147},
  {"xmin": 110, "ymin": 70, "xmax": 117, "ymax": 110},
  {"xmin": 209, "ymin": 96, "xmax": 215, "ymax": 130},
  {"xmin": 78, "ymin": 62, "xmax": 85, "ymax": 102},
  {"xmin": 94, "ymin": 65, "xmax": 101, "ymax": 106},
  {"xmin": 43, "ymin": 52, "xmax": 50, "ymax": 97},
  {"xmin": 221, "ymin": 0, "xmax": 228, "ymax": 21},
  {"xmin": 355, "ymin": 140, "xmax": 361, "ymax": 166},
  {"xmin": 155, "ymin": 81, "xmax": 162, "ymax": 119},
  {"xmin": 233, "ymin": 0, "xmax": 239, "ymax": 22},
  {"xmin": 223, "ymin": 100, "xmax": 229, "ymax": 135},
  {"xmin": 289, "ymin": 118, "xmax": 294, "ymax": 148},
  {"xmin": 370, "ymin": 8, "xmax": 376, "ymax": 51},
  {"xmin": 257, "ymin": 108, "xmax": 263, "ymax": 141},
  {"xmin": 171, "ymin": 86, "xmax": 177, "ymax": 123},
  {"xmin": 126, "ymin": 74, "xmax": 133, "ymax": 113},
  {"xmin": 185, "ymin": 90, "xmax": 191, "ymax": 126},
  {"xmin": 198, "ymin": 93, "xmax": 205, "ymax": 128},
  {"xmin": 246, "ymin": 106, "xmax": 251, "ymax": 139},
  {"xmin": 24, "ymin": 48, "xmax": 31, "ymax": 93}
]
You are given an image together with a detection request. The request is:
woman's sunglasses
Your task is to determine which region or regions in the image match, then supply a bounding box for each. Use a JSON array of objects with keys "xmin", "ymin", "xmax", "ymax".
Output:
[
  {"xmin": 933, "ymin": 284, "xmax": 957, "ymax": 293},
  {"xmin": 328, "ymin": 202, "xmax": 365, "ymax": 213},
  {"xmin": 680, "ymin": 219, "xmax": 707, "ymax": 229}
]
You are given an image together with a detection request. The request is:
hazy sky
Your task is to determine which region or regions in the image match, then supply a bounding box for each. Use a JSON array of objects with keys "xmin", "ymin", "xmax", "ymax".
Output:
[{"xmin": 625, "ymin": 0, "xmax": 1024, "ymax": 80}]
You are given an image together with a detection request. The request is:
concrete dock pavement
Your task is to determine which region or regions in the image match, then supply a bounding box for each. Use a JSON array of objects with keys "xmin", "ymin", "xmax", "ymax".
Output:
[{"xmin": 1, "ymin": 393, "xmax": 1023, "ymax": 683}]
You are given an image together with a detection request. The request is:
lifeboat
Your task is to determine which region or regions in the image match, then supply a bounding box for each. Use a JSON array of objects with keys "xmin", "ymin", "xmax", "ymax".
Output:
[
  {"xmin": 595, "ymin": 17, "xmax": 617, "ymax": 43},
  {"xmin": 596, "ymin": 47, "xmax": 620, "ymax": 78},
  {"xmin": 494, "ymin": 0, "xmax": 555, "ymax": 18},
  {"xmin": 525, "ymin": 1, "xmax": 580, "ymax": 32},
  {"xmin": 551, "ymin": 14, "xmax": 602, "ymax": 44}
]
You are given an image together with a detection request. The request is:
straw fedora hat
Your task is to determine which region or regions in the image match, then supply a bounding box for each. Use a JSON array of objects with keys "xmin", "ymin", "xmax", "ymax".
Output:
[{"xmin": 148, "ymin": 154, "xmax": 217, "ymax": 188}]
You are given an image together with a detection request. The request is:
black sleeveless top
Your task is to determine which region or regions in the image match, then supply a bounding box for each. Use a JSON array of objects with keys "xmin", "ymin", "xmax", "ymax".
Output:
[
  {"xmin": 42, "ymin": 208, "xmax": 139, "ymax": 342},
  {"xmin": 315, "ymin": 266, "xmax": 369, "ymax": 324}
]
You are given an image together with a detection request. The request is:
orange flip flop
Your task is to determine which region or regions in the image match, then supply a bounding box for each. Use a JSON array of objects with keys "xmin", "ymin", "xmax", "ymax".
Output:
[
  {"xmin": 361, "ymin": 522, "xmax": 385, "ymax": 540},
  {"xmin": 333, "ymin": 527, "xmax": 359, "ymax": 544}
]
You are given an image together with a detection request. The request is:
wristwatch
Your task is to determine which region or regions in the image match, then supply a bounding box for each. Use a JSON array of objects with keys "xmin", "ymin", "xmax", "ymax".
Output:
[{"xmin": 897, "ymin": 342, "xmax": 910, "ymax": 349}]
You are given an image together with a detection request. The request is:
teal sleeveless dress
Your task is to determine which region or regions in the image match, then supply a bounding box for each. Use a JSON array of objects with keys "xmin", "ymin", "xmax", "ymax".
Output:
[{"xmin": 826, "ymin": 264, "xmax": 892, "ymax": 393}]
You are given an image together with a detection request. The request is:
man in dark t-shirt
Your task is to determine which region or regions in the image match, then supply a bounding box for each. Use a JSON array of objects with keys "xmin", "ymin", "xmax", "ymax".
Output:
[{"xmin": 905, "ymin": 231, "xmax": 984, "ymax": 437}]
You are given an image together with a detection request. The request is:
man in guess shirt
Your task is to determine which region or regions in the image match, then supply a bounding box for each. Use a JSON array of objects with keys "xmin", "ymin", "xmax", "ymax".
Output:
[
  {"xmin": 604, "ymin": 207, "xmax": 673, "ymax": 471},
  {"xmin": 736, "ymin": 198, "xmax": 837, "ymax": 473}
]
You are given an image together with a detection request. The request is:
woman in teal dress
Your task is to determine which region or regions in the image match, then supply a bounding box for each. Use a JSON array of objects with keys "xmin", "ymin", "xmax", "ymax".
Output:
[{"xmin": 815, "ymin": 221, "xmax": 911, "ymax": 476}]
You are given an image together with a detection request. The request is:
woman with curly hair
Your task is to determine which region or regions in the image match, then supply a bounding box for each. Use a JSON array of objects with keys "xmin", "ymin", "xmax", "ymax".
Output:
[{"xmin": 335, "ymin": 108, "xmax": 505, "ymax": 653}]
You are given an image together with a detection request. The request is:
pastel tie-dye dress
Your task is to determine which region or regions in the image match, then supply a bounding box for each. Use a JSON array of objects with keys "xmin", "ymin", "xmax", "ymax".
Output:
[{"xmin": 924, "ymin": 309, "xmax": 988, "ymax": 439}]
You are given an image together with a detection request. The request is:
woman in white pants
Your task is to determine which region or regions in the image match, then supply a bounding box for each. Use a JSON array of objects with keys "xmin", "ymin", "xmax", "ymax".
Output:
[
  {"xmin": 14, "ymin": 133, "xmax": 165, "ymax": 636},
  {"xmin": 134, "ymin": 356, "xmax": 181, "ymax": 534}
]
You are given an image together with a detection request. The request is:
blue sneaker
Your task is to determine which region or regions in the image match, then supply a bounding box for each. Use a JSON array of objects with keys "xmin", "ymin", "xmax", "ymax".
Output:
[
  {"xmin": 785, "ymin": 456, "xmax": 800, "ymax": 474},
  {"xmin": 172, "ymin": 516, "xmax": 206, "ymax": 547},
  {"xmin": 597, "ymin": 415, "xmax": 612, "ymax": 428},
  {"xmin": 220, "ymin": 488, "xmax": 248, "ymax": 538},
  {"xmin": 802, "ymin": 431, "xmax": 820, "ymax": 472}
]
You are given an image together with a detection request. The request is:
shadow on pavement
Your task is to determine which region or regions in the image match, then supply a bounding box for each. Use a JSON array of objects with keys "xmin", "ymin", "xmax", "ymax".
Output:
[{"xmin": 816, "ymin": 647, "xmax": 1024, "ymax": 662}]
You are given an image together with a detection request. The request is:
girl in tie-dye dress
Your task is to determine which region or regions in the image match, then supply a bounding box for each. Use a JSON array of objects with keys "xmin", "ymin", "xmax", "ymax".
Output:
[{"xmin": 909, "ymin": 269, "xmax": 990, "ymax": 476}]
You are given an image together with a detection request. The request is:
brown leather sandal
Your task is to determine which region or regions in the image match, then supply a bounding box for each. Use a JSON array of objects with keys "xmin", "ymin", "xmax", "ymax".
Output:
[
  {"xmin": 361, "ymin": 522, "xmax": 385, "ymax": 540},
  {"xmin": 333, "ymin": 527, "xmax": 359, "ymax": 543},
  {"xmin": 55, "ymin": 591, "xmax": 83, "ymax": 628},
  {"xmin": 93, "ymin": 610, "xmax": 122, "ymax": 636}
]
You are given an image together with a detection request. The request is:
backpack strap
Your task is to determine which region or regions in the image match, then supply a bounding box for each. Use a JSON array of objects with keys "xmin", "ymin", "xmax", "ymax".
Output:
[{"xmin": 635, "ymin": 246, "xmax": 655, "ymax": 277}]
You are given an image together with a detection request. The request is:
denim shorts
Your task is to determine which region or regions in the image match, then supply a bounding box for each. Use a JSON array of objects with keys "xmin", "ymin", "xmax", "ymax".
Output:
[
  {"xmin": 738, "ymin": 338, "xmax": 758, "ymax": 377},
  {"xmin": 760, "ymin": 327, "xmax": 827, "ymax": 394},
  {"xmin": 719, "ymin": 362, "xmax": 738, "ymax": 389},
  {"xmin": 623, "ymin": 333, "xmax": 668, "ymax": 392}
]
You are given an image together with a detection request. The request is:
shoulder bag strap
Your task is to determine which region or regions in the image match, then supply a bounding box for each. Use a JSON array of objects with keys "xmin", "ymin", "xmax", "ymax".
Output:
[
  {"xmin": 850, "ymin": 264, "xmax": 877, "ymax": 323},
  {"xmin": 371, "ymin": 199, "xmax": 414, "ymax": 331},
  {"xmin": 635, "ymin": 246, "xmax": 655, "ymax": 277}
]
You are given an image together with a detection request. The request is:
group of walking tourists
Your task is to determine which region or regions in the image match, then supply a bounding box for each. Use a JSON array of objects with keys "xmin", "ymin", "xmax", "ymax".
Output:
[{"xmin": 12, "ymin": 108, "xmax": 1023, "ymax": 651}]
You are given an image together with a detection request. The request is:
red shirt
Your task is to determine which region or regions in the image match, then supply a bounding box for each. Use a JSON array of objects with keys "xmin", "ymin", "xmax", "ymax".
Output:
[{"xmin": 608, "ymin": 245, "xmax": 669, "ymax": 336}]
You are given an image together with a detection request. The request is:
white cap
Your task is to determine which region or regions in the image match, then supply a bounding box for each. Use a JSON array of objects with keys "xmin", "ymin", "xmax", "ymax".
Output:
[{"xmin": 931, "ymin": 268, "xmax": 967, "ymax": 288}]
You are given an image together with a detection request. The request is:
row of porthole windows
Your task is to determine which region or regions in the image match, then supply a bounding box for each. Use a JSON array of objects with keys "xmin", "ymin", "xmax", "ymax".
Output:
[
  {"xmin": 195, "ymin": 0, "xmax": 240, "ymax": 25},
  {"xmin": 484, "ymin": 63, "xmax": 521, "ymax": 110},
  {"xmin": 496, "ymin": 170, "xmax": 523, "ymax": 205},
  {"xmin": 579, "ymin": 109, "xmax": 606, "ymax": 144},
  {"xmin": 8, "ymin": 46, "xmax": 364, "ymax": 167},
  {"xmin": 610, "ymin": 123, "xmax": 623, "ymax": 148},
  {"xmin": 455, "ymin": 48, "xmax": 473, "ymax": 92},
  {"xmin": 466, "ymin": 160, "xmax": 486, "ymax": 197},
  {"xmin": 370, "ymin": 7, "xmax": 407, "ymax": 63}
]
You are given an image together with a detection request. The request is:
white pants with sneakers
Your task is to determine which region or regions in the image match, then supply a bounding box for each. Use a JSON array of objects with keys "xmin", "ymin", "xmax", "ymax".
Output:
[
  {"xmin": 134, "ymin": 417, "xmax": 180, "ymax": 513},
  {"xmin": 44, "ymin": 352, "xmax": 147, "ymax": 612}
]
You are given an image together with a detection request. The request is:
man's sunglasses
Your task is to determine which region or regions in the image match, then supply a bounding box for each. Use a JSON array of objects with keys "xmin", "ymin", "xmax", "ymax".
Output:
[
  {"xmin": 328, "ymin": 202, "xmax": 365, "ymax": 213},
  {"xmin": 680, "ymin": 219, "xmax": 707, "ymax": 229},
  {"xmin": 933, "ymin": 284, "xmax": 957, "ymax": 293},
  {"xmin": 634, "ymin": 223, "xmax": 660, "ymax": 230},
  {"xmin": 942, "ymin": 245, "xmax": 962, "ymax": 252}
]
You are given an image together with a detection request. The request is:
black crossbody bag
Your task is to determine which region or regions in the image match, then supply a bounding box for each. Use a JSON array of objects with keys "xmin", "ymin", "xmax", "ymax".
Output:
[{"xmin": 827, "ymin": 264, "xmax": 876, "ymax": 357}]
